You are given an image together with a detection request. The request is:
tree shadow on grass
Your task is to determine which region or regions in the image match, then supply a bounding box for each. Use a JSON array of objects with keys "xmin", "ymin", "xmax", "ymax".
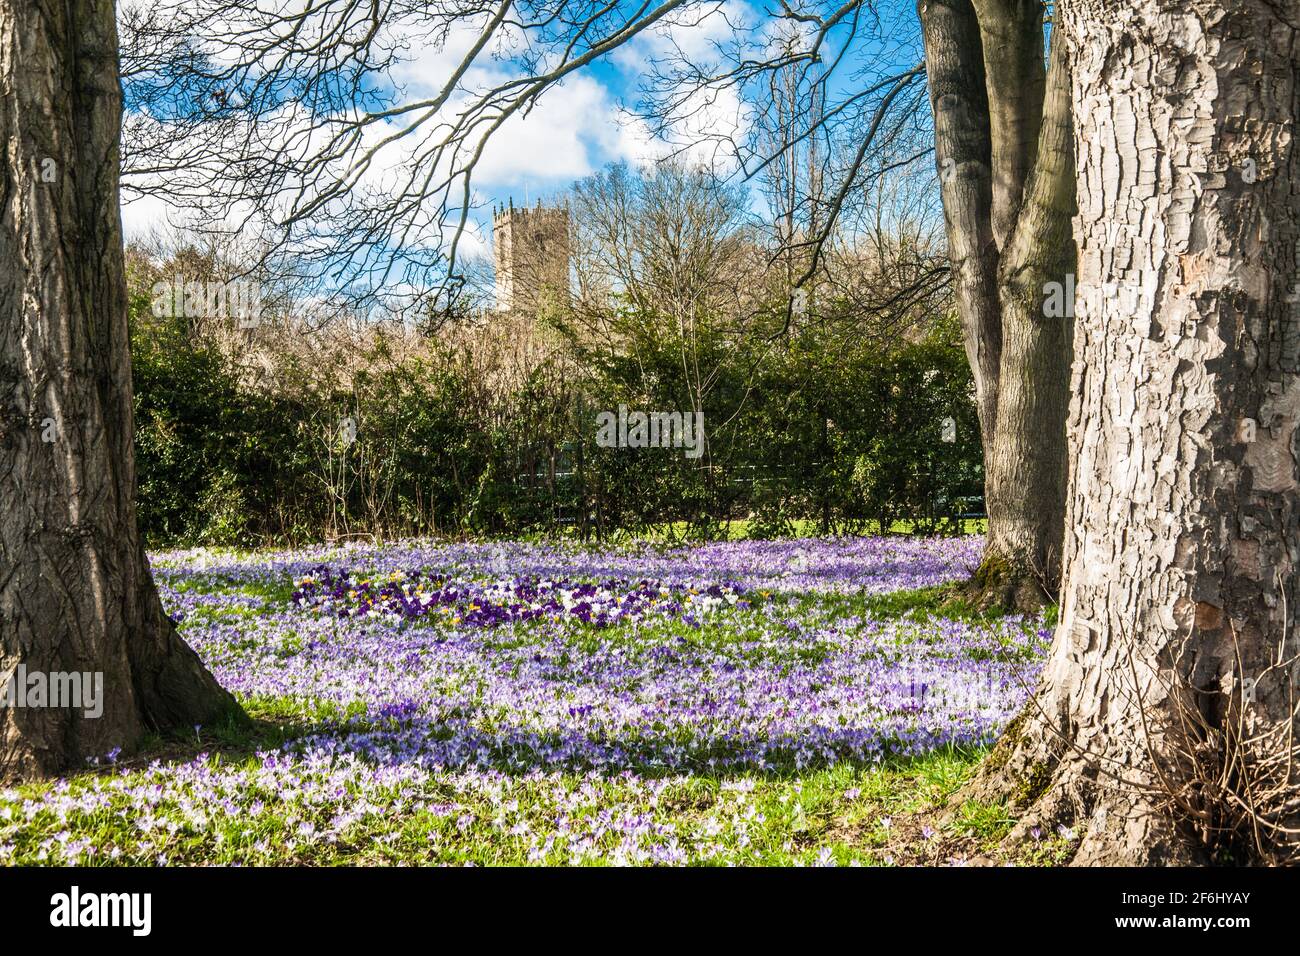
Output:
[{"xmin": 88, "ymin": 700, "xmax": 996, "ymax": 786}]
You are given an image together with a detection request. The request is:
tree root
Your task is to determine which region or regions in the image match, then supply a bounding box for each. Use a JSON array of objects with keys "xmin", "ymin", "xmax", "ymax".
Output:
[
  {"xmin": 960, "ymin": 553, "xmax": 1055, "ymax": 614},
  {"xmin": 954, "ymin": 705, "xmax": 1209, "ymax": 866}
]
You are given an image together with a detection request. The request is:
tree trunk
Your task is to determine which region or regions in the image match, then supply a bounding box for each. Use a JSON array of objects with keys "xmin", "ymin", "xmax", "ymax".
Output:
[
  {"xmin": 980, "ymin": 25, "xmax": 1075, "ymax": 608},
  {"xmin": 969, "ymin": 0, "xmax": 1300, "ymax": 865},
  {"xmin": 920, "ymin": 0, "xmax": 1076, "ymax": 609},
  {"xmin": 920, "ymin": 0, "xmax": 1002, "ymax": 452},
  {"xmin": 0, "ymin": 0, "xmax": 243, "ymax": 782}
]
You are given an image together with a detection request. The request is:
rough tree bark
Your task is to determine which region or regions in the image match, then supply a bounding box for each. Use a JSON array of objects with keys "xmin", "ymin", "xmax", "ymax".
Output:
[
  {"xmin": 0, "ymin": 0, "xmax": 243, "ymax": 782},
  {"xmin": 969, "ymin": 0, "xmax": 1300, "ymax": 864},
  {"xmin": 919, "ymin": 0, "xmax": 1076, "ymax": 609}
]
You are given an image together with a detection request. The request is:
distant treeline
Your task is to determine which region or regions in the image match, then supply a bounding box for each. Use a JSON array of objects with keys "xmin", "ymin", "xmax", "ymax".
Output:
[
  {"xmin": 127, "ymin": 163, "xmax": 980, "ymax": 546},
  {"xmin": 130, "ymin": 298, "xmax": 980, "ymax": 547}
]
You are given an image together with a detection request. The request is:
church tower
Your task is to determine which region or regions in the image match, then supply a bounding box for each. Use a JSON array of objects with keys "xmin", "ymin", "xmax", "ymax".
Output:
[{"xmin": 492, "ymin": 200, "xmax": 571, "ymax": 314}]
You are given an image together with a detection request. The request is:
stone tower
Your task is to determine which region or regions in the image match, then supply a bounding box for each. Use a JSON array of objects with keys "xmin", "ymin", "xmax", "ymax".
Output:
[{"xmin": 492, "ymin": 200, "xmax": 571, "ymax": 314}]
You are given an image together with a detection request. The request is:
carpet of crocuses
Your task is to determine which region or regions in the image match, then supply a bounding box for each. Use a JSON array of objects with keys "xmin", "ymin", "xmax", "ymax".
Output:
[{"xmin": 0, "ymin": 535, "xmax": 1052, "ymax": 866}]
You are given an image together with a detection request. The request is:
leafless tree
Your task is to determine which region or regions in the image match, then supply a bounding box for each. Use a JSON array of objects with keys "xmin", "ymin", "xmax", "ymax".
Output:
[
  {"xmin": 118, "ymin": 2, "xmax": 932, "ymax": 306},
  {"xmin": 561, "ymin": 160, "xmax": 770, "ymax": 453}
]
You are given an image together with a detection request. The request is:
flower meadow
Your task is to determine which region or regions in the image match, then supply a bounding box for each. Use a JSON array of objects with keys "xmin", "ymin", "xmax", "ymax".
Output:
[{"xmin": 0, "ymin": 536, "xmax": 1054, "ymax": 866}]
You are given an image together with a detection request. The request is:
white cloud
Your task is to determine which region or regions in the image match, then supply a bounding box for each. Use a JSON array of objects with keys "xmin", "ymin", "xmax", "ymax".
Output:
[
  {"xmin": 473, "ymin": 75, "xmax": 621, "ymax": 185},
  {"xmin": 116, "ymin": 6, "xmax": 752, "ymax": 257},
  {"xmin": 120, "ymin": 192, "xmax": 175, "ymax": 240}
]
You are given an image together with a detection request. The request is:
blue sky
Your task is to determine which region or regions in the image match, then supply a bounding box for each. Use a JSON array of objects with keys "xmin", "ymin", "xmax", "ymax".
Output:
[{"xmin": 120, "ymin": 0, "xmax": 929, "ymax": 268}]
